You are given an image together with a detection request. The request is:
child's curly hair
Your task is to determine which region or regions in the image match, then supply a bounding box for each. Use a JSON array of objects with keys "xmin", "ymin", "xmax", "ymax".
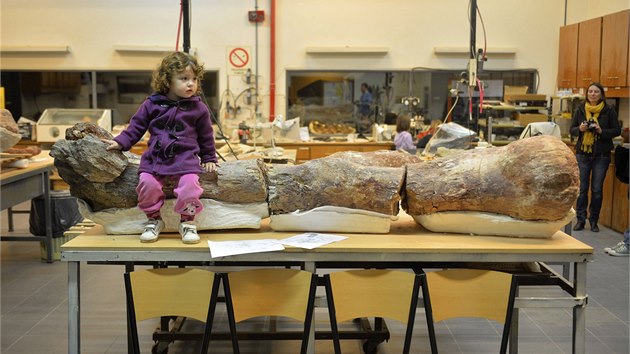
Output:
[{"xmin": 151, "ymin": 52, "xmax": 205, "ymax": 96}]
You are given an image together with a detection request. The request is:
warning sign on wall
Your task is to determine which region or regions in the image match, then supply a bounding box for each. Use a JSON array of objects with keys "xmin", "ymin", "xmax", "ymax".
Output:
[{"xmin": 226, "ymin": 46, "xmax": 251, "ymax": 75}]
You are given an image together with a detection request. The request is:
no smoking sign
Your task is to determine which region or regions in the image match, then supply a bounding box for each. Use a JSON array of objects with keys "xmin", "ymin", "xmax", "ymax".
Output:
[{"xmin": 227, "ymin": 46, "xmax": 251, "ymax": 74}]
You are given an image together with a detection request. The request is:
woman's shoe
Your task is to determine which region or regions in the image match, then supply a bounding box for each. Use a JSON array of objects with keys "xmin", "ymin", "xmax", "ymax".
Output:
[
  {"xmin": 572, "ymin": 221, "xmax": 585, "ymax": 231},
  {"xmin": 590, "ymin": 222, "xmax": 599, "ymax": 232}
]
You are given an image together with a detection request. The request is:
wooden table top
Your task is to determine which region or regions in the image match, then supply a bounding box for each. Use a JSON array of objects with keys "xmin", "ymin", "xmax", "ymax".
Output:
[
  {"xmin": 0, "ymin": 151, "xmax": 53, "ymax": 181},
  {"xmin": 62, "ymin": 214, "xmax": 594, "ymax": 256}
]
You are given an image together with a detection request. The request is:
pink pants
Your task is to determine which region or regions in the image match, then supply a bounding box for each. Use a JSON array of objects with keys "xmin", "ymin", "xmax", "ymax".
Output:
[{"xmin": 136, "ymin": 173, "xmax": 204, "ymax": 222}]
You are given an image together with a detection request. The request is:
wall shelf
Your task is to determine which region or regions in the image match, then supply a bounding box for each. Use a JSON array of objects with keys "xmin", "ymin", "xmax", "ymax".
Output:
[
  {"xmin": 305, "ymin": 46, "xmax": 388, "ymax": 55},
  {"xmin": 113, "ymin": 45, "xmax": 175, "ymax": 53},
  {"xmin": 0, "ymin": 45, "xmax": 71, "ymax": 53},
  {"xmin": 433, "ymin": 46, "xmax": 516, "ymax": 55}
]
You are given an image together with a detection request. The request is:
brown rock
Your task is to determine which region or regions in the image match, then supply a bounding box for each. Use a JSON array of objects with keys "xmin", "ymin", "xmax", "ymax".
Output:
[{"xmin": 404, "ymin": 135, "xmax": 579, "ymax": 221}]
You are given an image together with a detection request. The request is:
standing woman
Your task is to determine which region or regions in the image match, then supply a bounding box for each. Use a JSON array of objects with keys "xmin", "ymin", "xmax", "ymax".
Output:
[{"xmin": 570, "ymin": 82, "xmax": 621, "ymax": 232}]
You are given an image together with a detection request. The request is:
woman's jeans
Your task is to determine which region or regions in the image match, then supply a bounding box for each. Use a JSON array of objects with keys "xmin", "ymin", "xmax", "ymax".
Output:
[{"xmin": 576, "ymin": 154, "xmax": 611, "ymax": 224}]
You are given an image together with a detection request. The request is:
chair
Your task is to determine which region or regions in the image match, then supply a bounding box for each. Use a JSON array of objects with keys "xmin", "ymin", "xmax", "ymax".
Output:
[
  {"xmin": 222, "ymin": 268, "xmax": 318, "ymax": 354},
  {"xmin": 324, "ymin": 269, "xmax": 422, "ymax": 354},
  {"xmin": 420, "ymin": 269, "xmax": 518, "ymax": 354},
  {"xmin": 124, "ymin": 267, "xmax": 221, "ymax": 354}
]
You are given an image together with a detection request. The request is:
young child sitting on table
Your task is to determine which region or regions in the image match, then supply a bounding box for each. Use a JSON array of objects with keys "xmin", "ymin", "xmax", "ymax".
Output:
[{"xmin": 102, "ymin": 52, "xmax": 219, "ymax": 244}]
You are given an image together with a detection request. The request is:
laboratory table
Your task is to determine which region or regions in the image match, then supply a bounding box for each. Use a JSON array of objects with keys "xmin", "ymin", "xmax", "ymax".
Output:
[
  {"xmin": 61, "ymin": 215, "xmax": 593, "ymax": 354},
  {"xmin": 1, "ymin": 152, "xmax": 54, "ymax": 262}
]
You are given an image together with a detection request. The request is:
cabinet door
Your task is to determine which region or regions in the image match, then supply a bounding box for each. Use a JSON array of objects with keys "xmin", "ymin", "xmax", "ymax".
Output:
[
  {"xmin": 600, "ymin": 10, "xmax": 629, "ymax": 87},
  {"xmin": 577, "ymin": 17, "xmax": 602, "ymax": 88},
  {"xmin": 599, "ymin": 162, "xmax": 614, "ymax": 227},
  {"xmin": 558, "ymin": 23, "xmax": 579, "ymax": 88},
  {"xmin": 611, "ymin": 178, "xmax": 629, "ymax": 232}
]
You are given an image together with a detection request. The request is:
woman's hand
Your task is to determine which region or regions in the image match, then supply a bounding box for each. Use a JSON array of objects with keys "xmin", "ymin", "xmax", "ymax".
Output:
[
  {"xmin": 101, "ymin": 139, "xmax": 122, "ymax": 151},
  {"xmin": 202, "ymin": 162, "xmax": 219, "ymax": 173},
  {"xmin": 579, "ymin": 121, "xmax": 587, "ymax": 132}
]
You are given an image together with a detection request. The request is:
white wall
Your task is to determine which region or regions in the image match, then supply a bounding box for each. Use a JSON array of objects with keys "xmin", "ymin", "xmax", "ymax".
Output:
[
  {"xmin": 2, "ymin": 0, "xmax": 629, "ymax": 120},
  {"xmin": 566, "ymin": 0, "xmax": 630, "ymax": 23}
]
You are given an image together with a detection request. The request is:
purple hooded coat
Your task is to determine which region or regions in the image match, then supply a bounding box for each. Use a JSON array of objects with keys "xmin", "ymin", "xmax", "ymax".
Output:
[{"xmin": 114, "ymin": 94, "xmax": 217, "ymax": 176}]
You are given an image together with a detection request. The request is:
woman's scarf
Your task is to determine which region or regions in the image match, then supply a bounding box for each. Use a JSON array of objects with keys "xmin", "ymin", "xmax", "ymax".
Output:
[{"xmin": 581, "ymin": 101, "xmax": 604, "ymax": 153}]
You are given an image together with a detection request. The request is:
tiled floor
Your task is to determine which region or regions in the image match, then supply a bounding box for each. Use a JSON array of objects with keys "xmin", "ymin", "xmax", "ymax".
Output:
[{"xmin": 1, "ymin": 203, "xmax": 628, "ymax": 353}]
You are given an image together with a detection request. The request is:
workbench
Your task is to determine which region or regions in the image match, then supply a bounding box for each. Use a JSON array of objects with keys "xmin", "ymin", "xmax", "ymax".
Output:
[
  {"xmin": 1, "ymin": 152, "xmax": 55, "ymax": 262},
  {"xmin": 61, "ymin": 214, "xmax": 593, "ymax": 354}
]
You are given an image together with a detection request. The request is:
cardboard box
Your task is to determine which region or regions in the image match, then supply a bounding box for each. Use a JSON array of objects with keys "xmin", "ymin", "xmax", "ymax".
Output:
[
  {"xmin": 504, "ymin": 94, "xmax": 547, "ymax": 107},
  {"xmin": 515, "ymin": 113, "xmax": 548, "ymax": 126}
]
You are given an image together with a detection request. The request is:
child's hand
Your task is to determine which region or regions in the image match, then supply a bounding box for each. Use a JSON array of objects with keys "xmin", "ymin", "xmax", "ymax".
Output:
[
  {"xmin": 101, "ymin": 139, "xmax": 122, "ymax": 151},
  {"xmin": 202, "ymin": 162, "xmax": 219, "ymax": 173}
]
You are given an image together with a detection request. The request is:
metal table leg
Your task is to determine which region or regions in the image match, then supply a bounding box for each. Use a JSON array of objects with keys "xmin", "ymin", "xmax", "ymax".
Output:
[
  {"xmin": 573, "ymin": 262, "xmax": 587, "ymax": 354},
  {"xmin": 7, "ymin": 207, "xmax": 14, "ymax": 231},
  {"xmin": 509, "ymin": 286, "xmax": 519, "ymax": 354},
  {"xmin": 304, "ymin": 261, "xmax": 315, "ymax": 354},
  {"xmin": 68, "ymin": 261, "xmax": 81, "ymax": 354},
  {"xmin": 43, "ymin": 171, "xmax": 53, "ymax": 263}
]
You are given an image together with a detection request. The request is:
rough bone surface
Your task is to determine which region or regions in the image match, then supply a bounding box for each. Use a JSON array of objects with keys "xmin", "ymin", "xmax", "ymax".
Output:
[
  {"xmin": 326, "ymin": 150, "xmax": 422, "ymax": 167},
  {"xmin": 51, "ymin": 134, "xmax": 129, "ymax": 183},
  {"xmin": 268, "ymin": 151, "xmax": 409, "ymax": 216},
  {"xmin": 404, "ymin": 135, "xmax": 579, "ymax": 221}
]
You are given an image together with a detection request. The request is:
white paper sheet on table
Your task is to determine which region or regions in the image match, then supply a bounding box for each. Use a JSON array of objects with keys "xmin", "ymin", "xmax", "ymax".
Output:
[
  {"xmin": 280, "ymin": 232, "xmax": 348, "ymax": 249},
  {"xmin": 208, "ymin": 239, "xmax": 285, "ymax": 258}
]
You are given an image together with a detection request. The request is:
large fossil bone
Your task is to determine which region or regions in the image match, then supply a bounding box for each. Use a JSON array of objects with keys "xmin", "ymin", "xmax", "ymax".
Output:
[
  {"xmin": 405, "ymin": 135, "xmax": 578, "ymax": 221},
  {"xmin": 266, "ymin": 150, "xmax": 416, "ymax": 233},
  {"xmin": 404, "ymin": 135, "xmax": 579, "ymax": 237}
]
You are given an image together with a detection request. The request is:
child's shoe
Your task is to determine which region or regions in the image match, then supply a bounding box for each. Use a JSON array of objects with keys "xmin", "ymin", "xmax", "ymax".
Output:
[
  {"xmin": 140, "ymin": 219, "xmax": 164, "ymax": 243},
  {"xmin": 179, "ymin": 222, "xmax": 200, "ymax": 244}
]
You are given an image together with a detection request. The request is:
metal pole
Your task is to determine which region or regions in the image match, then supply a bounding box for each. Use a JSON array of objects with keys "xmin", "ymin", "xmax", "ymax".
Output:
[
  {"xmin": 183, "ymin": 0, "xmax": 191, "ymax": 54},
  {"xmin": 470, "ymin": 0, "xmax": 477, "ymax": 60},
  {"xmin": 255, "ymin": 0, "xmax": 259, "ymax": 120},
  {"xmin": 91, "ymin": 71, "xmax": 97, "ymax": 109}
]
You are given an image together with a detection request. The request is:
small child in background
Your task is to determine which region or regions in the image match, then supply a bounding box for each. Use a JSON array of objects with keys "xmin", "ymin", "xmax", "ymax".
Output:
[
  {"xmin": 102, "ymin": 52, "xmax": 218, "ymax": 244},
  {"xmin": 394, "ymin": 114, "xmax": 417, "ymax": 154}
]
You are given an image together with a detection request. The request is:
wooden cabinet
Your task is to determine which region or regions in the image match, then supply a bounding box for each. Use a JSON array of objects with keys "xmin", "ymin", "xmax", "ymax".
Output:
[
  {"xmin": 557, "ymin": 23, "xmax": 579, "ymax": 88},
  {"xmin": 577, "ymin": 17, "xmax": 602, "ymax": 88},
  {"xmin": 600, "ymin": 10, "xmax": 630, "ymax": 87},
  {"xmin": 558, "ymin": 11, "xmax": 630, "ymax": 95},
  {"xmin": 598, "ymin": 150, "xmax": 629, "ymax": 233}
]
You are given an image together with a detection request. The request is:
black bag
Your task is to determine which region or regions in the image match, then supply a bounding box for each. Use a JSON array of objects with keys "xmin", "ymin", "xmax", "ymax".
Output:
[
  {"xmin": 614, "ymin": 145, "xmax": 629, "ymax": 184},
  {"xmin": 29, "ymin": 190, "xmax": 83, "ymax": 238}
]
